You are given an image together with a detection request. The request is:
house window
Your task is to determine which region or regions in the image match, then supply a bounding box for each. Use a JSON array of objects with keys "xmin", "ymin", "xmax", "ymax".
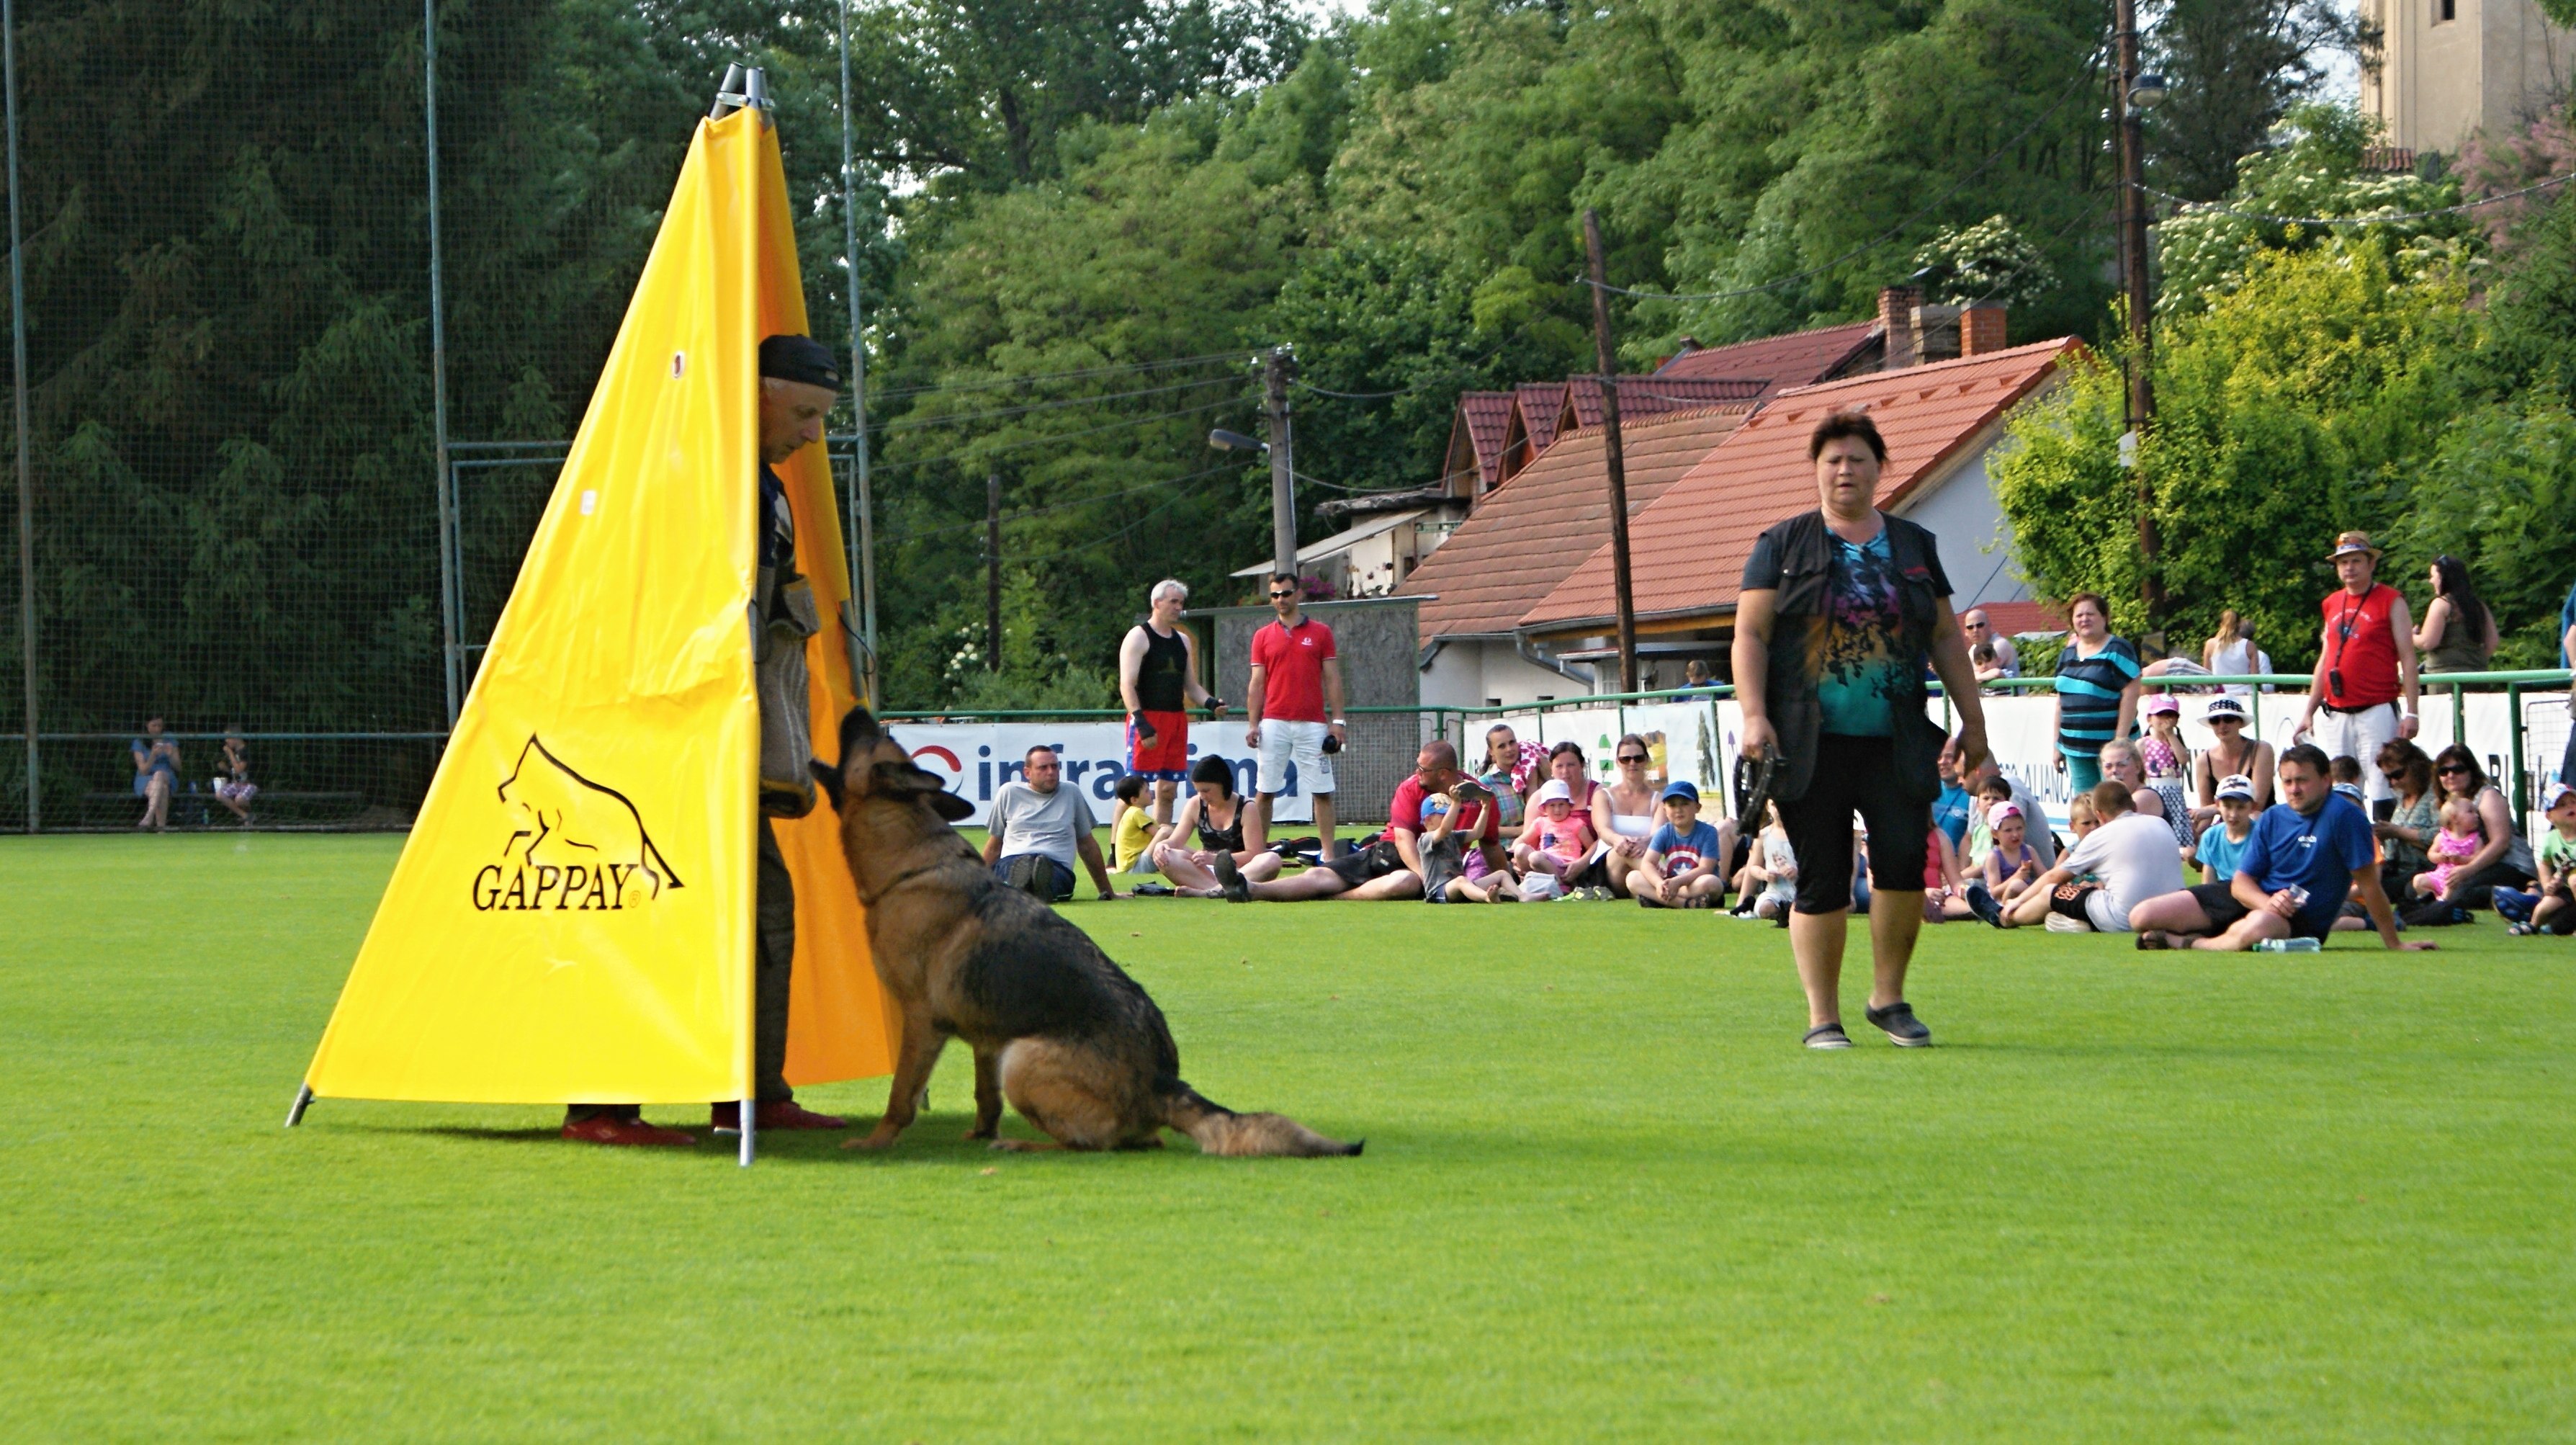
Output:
[{"xmin": 2435, "ymin": 0, "xmax": 2456, "ymax": 21}]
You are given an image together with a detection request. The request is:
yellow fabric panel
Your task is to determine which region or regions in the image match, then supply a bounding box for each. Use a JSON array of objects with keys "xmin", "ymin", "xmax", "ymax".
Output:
[
  {"xmin": 745, "ymin": 117, "xmax": 899, "ymax": 1086},
  {"xmin": 305, "ymin": 109, "xmax": 884, "ymax": 1104}
]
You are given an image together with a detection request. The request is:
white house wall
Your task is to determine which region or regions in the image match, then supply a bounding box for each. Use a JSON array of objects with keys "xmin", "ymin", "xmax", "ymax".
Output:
[
  {"xmin": 1891, "ymin": 443, "xmax": 2029, "ymax": 612},
  {"xmin": 1420, "ymin": 638, "xmax": 1593, "ymax": 710}
]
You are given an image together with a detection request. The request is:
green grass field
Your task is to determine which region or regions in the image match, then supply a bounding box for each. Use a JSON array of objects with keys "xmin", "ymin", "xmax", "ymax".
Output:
[{"xmin": 6, "ymin": 833, "xmax": 2572, "ymax": 1441}]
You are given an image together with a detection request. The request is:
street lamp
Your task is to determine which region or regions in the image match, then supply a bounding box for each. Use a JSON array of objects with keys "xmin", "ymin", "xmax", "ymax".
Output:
[
  {"xmin": 2128, "ymin": 71, "xmax": 2168, "ymax": 114},
  {"xmin": 1208, "ymin": 428, "xmax": 1267, "ymax": 453}
]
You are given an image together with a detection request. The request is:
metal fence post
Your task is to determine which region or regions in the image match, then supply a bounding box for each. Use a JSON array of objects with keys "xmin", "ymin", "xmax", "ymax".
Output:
[
  {"xmin": 4, "ymin": 0, "xmax": 34, "ymax": 829},
  {"xmin": 424, "ymin": 0, "xmax": 459, "ymax": 728},
  {"xmin": 2508, "ymin": 681, "xmax": 2526, "ymax": 813}
]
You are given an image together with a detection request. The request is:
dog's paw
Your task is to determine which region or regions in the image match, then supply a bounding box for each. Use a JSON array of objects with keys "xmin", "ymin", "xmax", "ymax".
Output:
[
  {"xmin": 964, "ymin": 1127, "xmax": 997, "ymax": 1142},
  {"xmin": 841, "ymin": 1130, "xmax": 902, "ymax": 1151}
]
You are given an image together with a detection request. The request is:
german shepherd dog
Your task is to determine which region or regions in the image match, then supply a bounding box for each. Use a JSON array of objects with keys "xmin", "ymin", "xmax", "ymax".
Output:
[{"xmin": 809, "ymin": 707, "xmax": 1360, "ymax": 1158}]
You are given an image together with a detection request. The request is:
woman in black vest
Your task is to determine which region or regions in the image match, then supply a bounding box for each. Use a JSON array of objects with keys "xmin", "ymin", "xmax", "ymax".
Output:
[{"xmin": 1730, "ymin": 411, "xmax": 1990, "ymax": 1050}]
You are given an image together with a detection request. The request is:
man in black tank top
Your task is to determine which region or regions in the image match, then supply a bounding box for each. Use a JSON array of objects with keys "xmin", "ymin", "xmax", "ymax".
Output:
[{"xmin": 1119, "ymin": 580, "xmax": 1224, "ymax": 826}]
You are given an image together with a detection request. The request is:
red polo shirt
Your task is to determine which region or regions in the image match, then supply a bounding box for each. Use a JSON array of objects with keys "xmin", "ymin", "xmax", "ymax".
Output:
[{"xmin": 1250, "ymin": 617, "xmax": 1336, "ymax": 722}]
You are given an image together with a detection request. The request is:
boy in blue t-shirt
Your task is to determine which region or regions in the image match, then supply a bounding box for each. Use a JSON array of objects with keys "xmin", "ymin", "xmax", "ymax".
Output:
[
  {"xmin": 2134, "ymin": 745, "xmax": 2433, "ymax": 952},
  {"xmin": 2195, "ymin": 773, "xmax": 2259, "ymax": 883},
  {"xmin": 1638, "ymin": 781, "xmax": 1727, "ymax": 909}
]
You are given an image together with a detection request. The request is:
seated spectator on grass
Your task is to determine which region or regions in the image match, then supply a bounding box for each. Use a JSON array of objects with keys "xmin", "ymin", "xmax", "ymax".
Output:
[
  {"xmin": 2371, "ymin": 740, "xmax": 2439, "ymax": 903},
  {"xmin": 1149, "ymin": 756, "xmax": 1285, "ymax": 898},
  {"xmin": 1515, "ymin": 779, "xmax": 1600, "ymax": 882},
  {"xmin": 1980, "ymin": 802, "xmax": 2044, "ymax": 903},
  {"xmin": 1964, "ymin": 771, "xmax": 2016, "ymax": 864},
  {"xmin": 1975, "ymin": 782, "xmax": 2183, "ymax": 934},
  {"xmin": 2191, "ymin": 695, "xmax": 2274, "ymax": 826},
  {"xmin": 1932, "ymin": 735, "xmax": 1974, "ymax": 848},
  {"xmin": 1919, "ymin": 823, "xmax": 1976, "ymax": 923},
  {"xmin": 2413, "ymin": 795, "xmax": 2486, "ymax": 903},
  {"xmin": 1955, "ymin": 753, "xmax": 2057, "ymax": 868},
  {"xmin": 1731, "ymin": 802, "xmax": 1797, "ymax": 921},
  {"xmin": 1636, "ymin": 781, "xmax": 1725, "ymax": 908},
  {"xmin": 2425, "ymin": 745, "xmax": 2535, "ymax": 911},
  {"xmin": 2500, "ymin": 783, "xmax": 2576, "ymax": 935},
  {"xmin": 2098, "ymin": 739, "xmax": 2185, "ymax": 856},
  {"xmin": 131, "ymin": 718, "xmax": 180, "ymax": 831},
  {"xmin": 1594, "ymin": 734, "xmax": 1662, "ymax": 898},
  {"xmin": 1110, "ymin": 774, "xmax": 1157, "ymax": 877},
  {"xmin": 1218, "ymin": 742, "xmax": 1483, "ymax": 903},
  {"xmin": 1537, "ymin": 741, "xmax": 1594, "ymax": 813},
  {"xmin": 2130, "ymin": 743, "xmax": 2431, "ymax": 952},
  {"xmin": 213, "ymin": 733, "xmax": 257, "ymax": 824},
  {"xmin": 2139, "ymin": 697, "xmax": 2196, "ymax": 847},
  {"xmin": 1479, "ymin": 724, "xmax": 1545, "ymax": 828},
  {"xmin": 2196, "ymin": 775, "xmax": 2260, "ymax": 884},
  {"xmin": 984, "ymin": 746, "xmax": 1121, "ymax": 903},
  {"xmin": 1414, "ymin": 776, "xmax": 1517, "ymax": 905}
]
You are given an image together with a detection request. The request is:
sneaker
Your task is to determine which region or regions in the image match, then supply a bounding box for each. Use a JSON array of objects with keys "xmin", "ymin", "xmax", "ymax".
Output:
[
  {"xmin": 1964, "ymin": 881, "xmax": 2004, "ymax": 928},
  {"xmin": 562, "ymin": 1116, "xmax": 695, "ymax": 1147},
  {"xmin": 2508, "ymin": 921, "xmax": 2539, "ymax": 936},
  {"xmin": 1864, "ymin": 1001, "xmax": 1933, "ymax": 1047},
  {"xmin": 1803, "ymin": 1022, "xmax": 1852, "ymax": 1050},
  {"xmin": 2043, "ymin": 912, "xmax": 2093, "ymax": 933},
  {"xmin": 1211, "ymin": 853, "xmax": 1250, "ymax": 904}
]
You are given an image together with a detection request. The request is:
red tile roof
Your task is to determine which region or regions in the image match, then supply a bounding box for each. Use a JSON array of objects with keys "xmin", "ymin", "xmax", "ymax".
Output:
[
  {"xmin": 1397, "ymin": 406, "xmax": 1754, "ymax": 639},
  {"xmin": 1559, "ymin": 375, "xmax": 1767, "ymax": 431},
  {"xmin": 1657, "ymin": 321, "xmax": 1881, "ymax": 395},
  {"xmin": 1507, "ymin": 382, "xmax": 1569, "ymax": 470},
  {"xmin": 1445, "ymin": 391, "xmax": 1518, "ymax": 493},
  {"xmin": 1522, "ymin": 338, "xmax": 2086, "ymax": 632},
  {"xmin": 1967, "ymin": 600, "xmax": 2067, "ymax": 635}
]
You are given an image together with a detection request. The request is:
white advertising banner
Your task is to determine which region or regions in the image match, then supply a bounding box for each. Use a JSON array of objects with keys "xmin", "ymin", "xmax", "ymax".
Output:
[{"xmin": 887, "ymin": 720, "xmax": 1312, "ymax": 827}]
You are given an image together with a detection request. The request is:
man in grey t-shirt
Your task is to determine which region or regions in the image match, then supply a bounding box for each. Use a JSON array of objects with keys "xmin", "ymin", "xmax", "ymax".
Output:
[{"xmin": 983, "ymin": 746, "xmax": 1123, "ymax": 903}]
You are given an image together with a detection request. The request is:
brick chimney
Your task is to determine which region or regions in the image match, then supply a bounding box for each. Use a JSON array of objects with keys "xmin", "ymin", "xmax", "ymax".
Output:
[
  {"xmin": 1877, "ymin": 285, "xmax": 1921, "ymax": 369},
  {"xmin": 1960, "ymin": 304, "xmax": 2008, "ymax": 357}
]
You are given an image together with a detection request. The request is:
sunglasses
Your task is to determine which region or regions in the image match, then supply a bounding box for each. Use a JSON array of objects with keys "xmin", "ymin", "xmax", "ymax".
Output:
[
  {"xmin": 2438, "ymin": 764, "xmax": 2470, "ymax": 774},
  {"xmin": 1617, "ymin": 753, "xmax": 1648, "ymax": 764},
  {"xmin": 1269, "ymin": 590, "xmax": 1296, "ymax": 599}
]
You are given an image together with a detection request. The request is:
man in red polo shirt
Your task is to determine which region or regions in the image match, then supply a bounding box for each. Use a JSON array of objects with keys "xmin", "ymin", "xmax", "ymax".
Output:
[
  {"xmin": 1244, "ymin": 573, "xmax": 1347, "ymax": 859},
  {"xmin": 2293, "ymin": 529, "xmax": 2420, "ymax": 805}
]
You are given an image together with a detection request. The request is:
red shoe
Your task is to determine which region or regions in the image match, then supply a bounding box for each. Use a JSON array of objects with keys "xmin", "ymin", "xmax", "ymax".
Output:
[
  {"xmin": 561, "ymin": 1116, "xmax": 696, "ymax": 1147},
  {"xmin": 711, "ymin": 1100, "xmax": 847, "ymax": 1132}
]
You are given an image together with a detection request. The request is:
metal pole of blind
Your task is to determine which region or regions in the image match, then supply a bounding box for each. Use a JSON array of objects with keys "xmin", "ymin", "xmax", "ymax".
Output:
[
  {"xmin": 5, "ymin": 0, "xmax": 35, "ymax": 829},
  {"xmin": 424, "ymin": 0, "xmax": 460, "ymax": 728},
  {"xmin": 837, "ymin": 0, "xmax": 879, "ymax": 702}
]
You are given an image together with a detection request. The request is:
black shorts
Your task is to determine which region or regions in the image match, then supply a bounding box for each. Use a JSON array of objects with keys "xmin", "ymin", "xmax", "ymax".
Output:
[
  {"xmin": 2050, "ymin": 881, "xmax": 2103, "ymax": 922},
  {"xmin": 1779, "ymin": 733, "xmax": 1931, "ymax": 916},
  {"xmin": 2188, "ymin": 880, "xmax": 2333, "ymax": 941}
]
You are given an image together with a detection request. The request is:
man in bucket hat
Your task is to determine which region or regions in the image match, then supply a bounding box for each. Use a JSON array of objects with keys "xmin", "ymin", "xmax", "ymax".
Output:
[{"xmin": 2292, "ymin": 530, "xmax": 2419, "ymax": 805}]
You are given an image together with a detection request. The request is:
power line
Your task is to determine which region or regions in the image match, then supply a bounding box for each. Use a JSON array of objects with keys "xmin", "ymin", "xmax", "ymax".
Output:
[
  {"xmin": 883, "ymin": 372, "xmax": 1241, "ymax": 433},
  {"xmin": 1576, "ymin": 45, "xmax": 2108, "ymax": 305},
  {"xmin": 866, "ymin": 349, "xmax": 1257, "ymax": 403},
  {"xmin": 879, "ymin": 462, "xmax": 1244, "ymax": 544},
  {"xmin": 871, "ymin": 394, "xmax": 1249, "ymax": 473},
  {"xmin": 1294, "ymin": 379, "xmax": 1413, "ymax": 400},
  {"xmin": 2135, "ymin": 171, "xmax": 2576, "ymax": 228}
]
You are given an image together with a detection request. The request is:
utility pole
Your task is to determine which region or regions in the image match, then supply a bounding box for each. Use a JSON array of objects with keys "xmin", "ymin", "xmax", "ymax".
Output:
[
  {"xmin": 984, "ymin": 473, "xmax": 1002, "ymax": 672},
  {"xmin": 1263, "ymin": 347, "xmax": 1297, "ymax": 585},
  {"xmin": 1582, "ymin": 209, "xmax": 1640, "ymax": 694},
  {"xmin": 2114, "ymin": 0, "xmax": 2166, "ymax": 619},
  {"xmin": 5, "ymin": 0, "xmax": 33, "ymax": 829}
]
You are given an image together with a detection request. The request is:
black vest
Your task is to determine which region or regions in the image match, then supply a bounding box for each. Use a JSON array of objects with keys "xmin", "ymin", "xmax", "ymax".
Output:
[{"xmin": 1755, "ymin": 509, "xmax": 1947, "ymax": 807}]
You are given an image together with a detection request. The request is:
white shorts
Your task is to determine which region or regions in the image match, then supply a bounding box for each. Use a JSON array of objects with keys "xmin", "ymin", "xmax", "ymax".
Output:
[
  {"xmin": 2313, "ymin": 702, "xmax": 2401, "ymax": 802},
  {"xmin": 1255, "ymin": 719, "xmax": 1334, "ymax": 797}
]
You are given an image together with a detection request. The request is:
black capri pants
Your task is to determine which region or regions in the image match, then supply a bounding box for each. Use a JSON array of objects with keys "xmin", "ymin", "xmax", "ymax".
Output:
[{"xmin": 1777, "ymin": 733, "xmax": 1932, "ymax": 916}]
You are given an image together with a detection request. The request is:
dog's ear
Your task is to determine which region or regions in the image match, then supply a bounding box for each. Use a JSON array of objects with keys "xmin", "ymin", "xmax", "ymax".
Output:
[
  {"xmin": 838, "ymin": 706, "xmax": 882, "ymax": 762},
  {"xmin": 871, "ymin": 759, "xmax": 971, "ymax": 822},
  {"xmin": 807, "ymin": 758, "xmax": 846, "ymax": 812}
]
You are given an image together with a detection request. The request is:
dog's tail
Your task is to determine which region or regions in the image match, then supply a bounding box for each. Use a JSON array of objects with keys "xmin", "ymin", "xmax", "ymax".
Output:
[{"xmin": 1157, "ymin": 1079, "xmax": 1361, "ymax": 1158}]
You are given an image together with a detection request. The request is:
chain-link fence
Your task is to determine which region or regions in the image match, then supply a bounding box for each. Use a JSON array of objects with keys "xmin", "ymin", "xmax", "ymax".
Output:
[{"xmin": 0, "ymin": 4, "xmax": 887, "ymax": 831}]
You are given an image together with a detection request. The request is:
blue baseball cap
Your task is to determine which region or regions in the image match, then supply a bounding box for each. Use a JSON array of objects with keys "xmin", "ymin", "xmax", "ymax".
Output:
[{"xmin": 1659, "ymin": 780, "xmax": 1700, "ymax": 804}]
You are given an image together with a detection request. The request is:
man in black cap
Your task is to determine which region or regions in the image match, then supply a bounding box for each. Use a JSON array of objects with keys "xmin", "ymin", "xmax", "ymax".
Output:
[{"xmin": 562, "ymin": 333, "xmax": 851, "ymax": 1146}]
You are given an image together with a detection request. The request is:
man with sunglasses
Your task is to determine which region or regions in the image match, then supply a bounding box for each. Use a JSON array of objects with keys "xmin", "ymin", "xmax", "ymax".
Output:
[
  {"xmin": 2293, "ymin": 531, "xmax": 2419, "ymax": 804},
  {"xmin": 1244, "ymin": 574, "xmax": 1347, "ymax": 860}
]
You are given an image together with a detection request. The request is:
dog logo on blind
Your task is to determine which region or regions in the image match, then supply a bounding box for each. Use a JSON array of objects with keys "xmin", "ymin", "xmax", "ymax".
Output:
[{"xmin": 472, "ymin": 735, "xmax": 683, "ymax": 911}]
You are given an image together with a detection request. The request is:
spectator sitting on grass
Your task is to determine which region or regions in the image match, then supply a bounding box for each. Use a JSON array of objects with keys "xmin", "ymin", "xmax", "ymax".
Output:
[
  {"xmin": 2424, "ymin": 746, "xmax": 2535, "ymax": 911},
  {"xmin": 1636, "ymin": 781, "xmax": 1725, "ymax": 909},
  {"xmin": 1932, "ymin": 734, "xmax": 1975, "ymax": 849},
  {"xmin": 2412, "ymin": 795, "xmax": 2485, "ymax": 903},
  {"xmin": 1414, "ymin": 774, "xmax": 1518, "ymax": 904},
  {"xmin": 1479, "ymin": 723, "xmax": 1544, "ymax": 828},
  {"xmin": 2191, "ymin": 696, "xmax": 2274, "ymax": 827},
  {"xmin": 2196, "ymin": 775, "xmax": 2261, "ymax": 883},
  {"xmin": 1973, "ymin": 781, "xmax": 2183, "ymax": 934},
  {"xmin": 1956, "ymin": 753, "xmax": 2057, "ymax": 869},
  {"xmin": 1110, "ymin": 774, "xmax": 1157, "ymax": 877},
  {"xmin": 983, "ymin": 746, "xmax": 1122, "ymax": 903},
  {"xmin": 2139, "ymin": 697, "xmax": 2196, "ymax": 849},
  {"xmin": 1149, "ymin": 756, "xmax": 1285, "ymax": 899},
  {"xmin": 2099, "ymin": 739, "xmax": 2186, "ymax": 859},
  {"xmin": 213, "ymin": 733, "xmax": 257, "ymax": 824},
  {"xmin": 1733, "ymin": 802, "xmax": 1797, "ymax": 921},
  {"xmin": 1964, "ymin": 771, "xmax": 2016, "ymax": 864},
  {"xmin": 2130, "ymin": 743, "xmax": 2431, "ymax": 952},
  {"xmin": 1980, "ymin": 802, "xmax": 2043, "ymax": 903},
  {"xmin": 2371, "ymin": 740, "xmax": 2439, "ymax": 904},
  {"xmin": 1919, "ymin": 822, "xmax": 1977, "ymax": 923},
  {"xmin": 1594, "ymin": 734, "xmax": 1663, "ymax": 898},
  {"xmin": 2500, "ymin": 783, "xmax": 2576, "ymax": 935},
  {"xmin": 1514, "ymin": 779, "xmax": 1601, "ymax": 884}
]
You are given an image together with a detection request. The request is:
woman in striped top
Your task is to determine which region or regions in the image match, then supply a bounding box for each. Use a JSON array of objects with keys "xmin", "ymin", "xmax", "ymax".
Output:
[{"xmin": 2052, "ymin": 592, "xmax": 2142, "ymax": 793}]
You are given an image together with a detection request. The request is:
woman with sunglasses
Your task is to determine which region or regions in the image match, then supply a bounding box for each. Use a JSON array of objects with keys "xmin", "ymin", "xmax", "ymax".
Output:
[
  {"xmin": 2371, "ymin": 740, "xmax": 2439, "ymax": 905},
  {"xmin": 2189, "ymin": 695, "xmax": 2275, "ymax": 828},
  {"xmin": 1594, "ymin": 734, "xmax": 1669, "ymax": 899},
  {"xmin": 2424, "ymin": 746, "xmax": 2535, "ymax": 911}
]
